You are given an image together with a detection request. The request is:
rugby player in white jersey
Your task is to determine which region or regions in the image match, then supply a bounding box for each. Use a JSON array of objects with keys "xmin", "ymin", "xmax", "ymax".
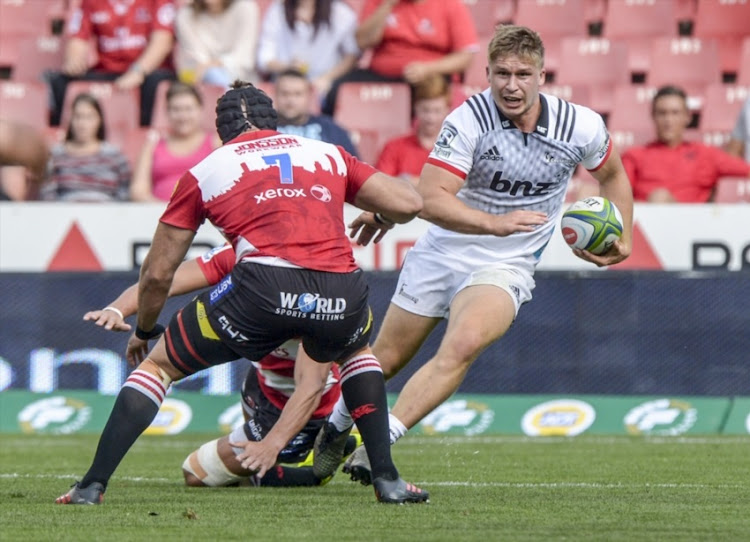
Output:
[
  {"xmin": 83, "ymin": 245, "xmax": 359, "ymax": 488},
  {"xmin": 314, "ymin": 24, "xmax": 634, "ymax": 482}
]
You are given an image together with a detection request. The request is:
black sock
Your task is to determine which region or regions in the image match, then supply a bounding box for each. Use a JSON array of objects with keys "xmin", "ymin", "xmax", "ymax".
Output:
[
  {"xmin": 339, "ymin": 354, "xmax": 398, "ymax": 481},
  {"xmin": 260, "ymin": 466, "xmax": 322, "ymax": 487},
  {"xmin": 80, "ymin": 370, "xmax": 165, "ymax": 489}
]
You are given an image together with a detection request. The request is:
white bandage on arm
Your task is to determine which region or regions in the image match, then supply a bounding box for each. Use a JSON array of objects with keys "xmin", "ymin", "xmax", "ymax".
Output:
[{"xmin": 181, "ymin": 438, "xmax": 243, "ymax": 487}]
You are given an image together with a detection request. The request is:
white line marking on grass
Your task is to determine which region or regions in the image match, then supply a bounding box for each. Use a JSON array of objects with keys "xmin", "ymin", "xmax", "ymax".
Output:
[
  {"xmin": 1, "ymin": 473, "xmax": 744, "ymax": 490},
  {"xmin": 399, "ymin": 436, "xmax": 750, "ymax": 445}
]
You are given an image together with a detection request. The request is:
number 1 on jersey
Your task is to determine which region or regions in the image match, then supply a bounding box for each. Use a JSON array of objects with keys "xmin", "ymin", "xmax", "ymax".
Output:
[{"xmin": 262, "ymin": 153, "xmax": 294, "ymax": 184}]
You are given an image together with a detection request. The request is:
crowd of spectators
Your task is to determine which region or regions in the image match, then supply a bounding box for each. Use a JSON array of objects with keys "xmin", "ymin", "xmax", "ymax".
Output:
[{"xmin": 0, "ymin": 0, "xmax": 748, "ymax": 203}]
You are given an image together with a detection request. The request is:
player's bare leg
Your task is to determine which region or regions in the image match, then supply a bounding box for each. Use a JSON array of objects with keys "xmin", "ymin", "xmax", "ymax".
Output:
[
  {"xmin": 390, "ymin": 285, "xmax": 516, "ymax": 429},
  {"xmin": 56, "ymin": 339, "xmax": 185, "ymax": 504}
]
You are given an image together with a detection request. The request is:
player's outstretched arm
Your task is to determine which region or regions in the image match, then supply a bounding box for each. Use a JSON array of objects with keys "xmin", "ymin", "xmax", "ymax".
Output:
[
  {"xmin": 578, "ymin": 145, "xmax": 633, "ymax": 267},
  {"xmin": 232, "ymin": 347, "xmax": 330, "ymax": 478},
  {"xmin": 352, "ymin": 171, "xmax": 423, "ymax": 224},
  {"xmin": 83, "ymin": 259, "xmax": 212, "ymax": 332},
  {"xmin": 418, "ymin": 163, "xmax": 547, "ymax": 236}
]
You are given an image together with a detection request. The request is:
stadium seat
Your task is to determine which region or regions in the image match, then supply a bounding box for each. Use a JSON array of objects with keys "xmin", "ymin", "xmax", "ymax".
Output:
[
  {"xmin": 60, "ymin": 81, "xmax": 140, "ymax": 132},
  {"xmin": 0, "ymin": 0, "xmax": 58, "ymax": 37},
  {"xmin": 604, "ymin": 0, "xmax": 678, "ymax": 39},
  {"xmin": 461, "ymin": 0, "xmax": 513, "ymax": 36},
  {"xmin": 700, "ymin": 84, "xmax": 749, "ymax": 147},
  {"xmin": 541, "ymin": 84, "xmax": 592, "ymax": 110},
  {"xmin": 348, "ymin": 128, "xmax": 380, "ymax": 165},
  {"xmin": 513, "ymin": 0, "xmax": 587, "ymax": 78},
  {"xmin": 463, "ymin": 33, "xmax": 493, "ymax": 93},
  {"xmin": 602, "ymin": 0, "xmax": 678, "ymax": 76},
  {"xmin": 556, "ymin": 38, "xmax": 629, "ymax": 115},
  {"xmin": 110, "ymin": 127, "xmax": 150, "ymax": 169},
  {"xmin": 583, "ymin": 0, "xmax": 607, "ymax": 28},
  {"xmin": 12, "ymin": 36, "xmax": 64, "ymax": 83},
  {"xmin": 739, "ymin": 38, "xmax": 750, "ymax": 86},
  {"xmin": 334, "ymin": 82, "xmax": 411, "ymax": 145},
  {"xmin": 701, "ymin": 84, "xmax": 748, "ymax": 133},
  {"xmin": 693, "ymin": 0, "xmax": 750, "ymax": 39},
  {"xmin": 714, "ymin": 177, "xmax": 750, "ymax": 203},
  {"xmin": 647, "ymin": 37, "xmax": 720, "ymax": 88},
  {"xmin": 0, "ymin": 81, "xmax": 49, "ymax": 130},
  {"xmin": 607, "ymin": 85, "xmax": 656, "ymax": 149}
]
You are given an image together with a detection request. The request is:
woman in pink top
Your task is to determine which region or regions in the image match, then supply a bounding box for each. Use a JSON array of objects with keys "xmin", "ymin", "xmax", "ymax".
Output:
[{"xmin": 130, "ymin": 82, "xmax": 219, "ymax": 201}]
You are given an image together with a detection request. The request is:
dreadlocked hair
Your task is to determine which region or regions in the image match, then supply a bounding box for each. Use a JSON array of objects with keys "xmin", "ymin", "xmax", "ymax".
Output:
[{"xmin": 215, "ymin": 80, "xmax": 278, "ymax": 144}]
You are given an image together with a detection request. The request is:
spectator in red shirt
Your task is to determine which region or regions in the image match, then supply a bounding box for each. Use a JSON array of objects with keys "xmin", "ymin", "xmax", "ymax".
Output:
[
  {"xmin": 622, "ymin": 85, "xmax": 750, "ymax": 203},
  {"xmin": 47, "ymin": 0, "xmax": 177, "ymax": 127},
  {"xmin": 321, "ymin": 0, "xmax": 479, "ymax": 115},
  {"xmin": 376, "ymin": 74, "xmax": 451, "ymax": 184}
]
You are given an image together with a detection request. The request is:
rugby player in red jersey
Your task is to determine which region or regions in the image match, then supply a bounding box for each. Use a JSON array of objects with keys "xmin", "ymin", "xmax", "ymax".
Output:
[
  {"xmin": 57, "ymin": 81, "xmax": 427, "ymax": 505},
  {"xmin": 84, "ymin": 244, "xmax": 360, "ymax": 488}
]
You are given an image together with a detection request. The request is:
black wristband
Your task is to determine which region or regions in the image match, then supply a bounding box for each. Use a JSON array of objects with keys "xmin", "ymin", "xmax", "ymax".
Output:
[
  {"xmin": 135, "ymin": 324, "xmax": 165, "ymax": 341},
  {"xmin": 374, "ymin": 212, "xmax": 394, "ymax": 225}
]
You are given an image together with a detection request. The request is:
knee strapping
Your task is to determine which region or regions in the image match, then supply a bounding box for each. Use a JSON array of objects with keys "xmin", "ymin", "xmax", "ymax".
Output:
[{"xmin": 181, "ymin": 439, "xmax": 242, "ymax": 487}]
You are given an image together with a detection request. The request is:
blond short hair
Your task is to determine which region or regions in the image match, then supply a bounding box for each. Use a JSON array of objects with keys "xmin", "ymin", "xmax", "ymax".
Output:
[{"xmin": 487, "ymin": 25, "xmax": 545, "ymax": 69}]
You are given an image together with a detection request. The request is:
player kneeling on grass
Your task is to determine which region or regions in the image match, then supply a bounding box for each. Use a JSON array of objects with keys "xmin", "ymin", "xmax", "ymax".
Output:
[{"xmin": 81, "ymin": 245, "xmax": 360, "ymax": 489}]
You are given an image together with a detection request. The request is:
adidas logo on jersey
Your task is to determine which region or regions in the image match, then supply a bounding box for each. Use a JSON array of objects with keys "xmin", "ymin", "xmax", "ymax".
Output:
[{"xmin": 480, "ymin": 146, "xmax": 503, "ymax": 161}]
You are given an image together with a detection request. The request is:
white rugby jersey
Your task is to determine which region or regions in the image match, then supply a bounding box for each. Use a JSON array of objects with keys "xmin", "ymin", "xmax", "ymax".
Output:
[{"xmin": 423, "ymin": 89, "xmax": 612, "ymax": 272}]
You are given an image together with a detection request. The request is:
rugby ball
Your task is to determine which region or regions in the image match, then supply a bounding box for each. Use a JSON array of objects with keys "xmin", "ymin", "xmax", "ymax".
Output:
[{"xmin": 561, "ymin": 197, "xmax": 623, "ymax": 255}]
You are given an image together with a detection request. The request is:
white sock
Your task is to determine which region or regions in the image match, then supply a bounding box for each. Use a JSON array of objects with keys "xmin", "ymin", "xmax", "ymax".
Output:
[
  {"xmin": 388, "ymin": 413, "xmax": 407, "ymax": 445},
  {"xmin": 327, "ymin": 395, "xmax": 353, "ymax": 432}
]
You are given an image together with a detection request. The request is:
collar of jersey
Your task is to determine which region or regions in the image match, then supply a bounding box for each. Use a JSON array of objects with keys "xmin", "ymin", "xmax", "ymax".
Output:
[
  {"xmin": 225, "ymin": 130, "xmax": 281, "ymax": 145},
  {"xmin": 494, "ymin": 94, "xmax": 550, "ymax": 136}
]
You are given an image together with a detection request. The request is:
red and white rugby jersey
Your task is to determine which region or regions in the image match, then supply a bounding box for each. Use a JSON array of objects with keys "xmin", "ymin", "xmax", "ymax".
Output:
[
  {"xmin": 194, "ymin": 245, "xmax": 341, "ymax": 419},
  {"xmin": 195, "ymin": 244, "xmax": 235, "ymax": 284},
  {"xmin": 252, "ymin": 340, "xmax": 341, "ymax": 420},
  {"xmin": 67, "ymin": 0, "xmax": 176, "ymax": 73},
  {"xmin": 161, "ymin": 130, "xmax": 377, "ymax": 273},
  {"xmin": 424, "ymin": 90, "xmax": 612, "ymax": 272}
]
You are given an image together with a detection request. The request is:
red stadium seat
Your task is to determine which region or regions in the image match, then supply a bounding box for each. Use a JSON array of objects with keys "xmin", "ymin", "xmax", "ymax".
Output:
[
  {"xmin": 604, "ymin": 0, "xmax": 678, "ymax": 39},
  {"xmin": 693, "ymin": 0, "xmax": 750, "ymax": 39},
  {"xmin": 583, "ymin": 0, "xmax": 607, "ymax": 27},
  {"xmin": 0, "ymin": 0, "xmax": 58, "ymax": 37},
  {"xmin": 739, "ymin": 38, "xmax": 750, "ymax": 86},
  {"xmin": 110, "ymin": 127, "xmax": 150, "ymax": 169},
  {"xmin": 608, "ymin": 85, "xmax": 656, "ymax": 133},
  {"xmin": 714, "ymin": 177, "xmax": 750, "ymax": 203},
  {"xmin": 463, "ymin": 33, "xmax": 492, "ymax": 93},
  {"xmin": 701, "ymin": 85, "xmax": 749, "ymax": 133},
  {"xmin": 700, "ymin": 85, "xmax": 749, "ymax": 147},
  {"xmin": 513, "ymin": 0, "xmax": 587, "ymax": 77},
  {"xmin": 12, "ymin": 36, "xmax": 64, "ymax": 83},
  {"xmin": 60, "ymin": 81, "xmax": 140, "ymax": 132},
  {"xmin": 461, "ymin": 0, "xmax": 513, "ymax": 36},
  {"xmin": 348, "ymin": 128, "xmax": 380, "ymax": 165},
  {"xmin": 556, "ymin": 38, "xmax": 629, "ymax": 115},
  {"xmin": 0, "ymin": 81, "xmax": 49, "ymax": 130},
  {"xmin": 334, "ymin": 82, "xmax": 412, "ymax": 144},
  {"xmin": 541, "ymin": 84, "xmax": 592, "ymax": 109},
  {"xmin": 647, "ymin": 37, "xmax": 720, "ymax": 88}
]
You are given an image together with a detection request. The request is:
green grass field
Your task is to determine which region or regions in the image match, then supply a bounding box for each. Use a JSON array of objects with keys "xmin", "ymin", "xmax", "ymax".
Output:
[{"xmin": 2, "ymin": 434, "xmax": 749, "ymax": 541}]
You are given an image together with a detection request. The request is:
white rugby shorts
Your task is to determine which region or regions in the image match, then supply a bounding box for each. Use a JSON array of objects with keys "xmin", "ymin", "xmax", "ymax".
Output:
[{"xmin": 390, "ymin": 244, "xmax": 535, "ymax": 319}]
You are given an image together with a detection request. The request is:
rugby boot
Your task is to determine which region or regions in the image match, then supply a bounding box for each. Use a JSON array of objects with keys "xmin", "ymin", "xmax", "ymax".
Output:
[
  {"xmin": 373, "ymin": 477, "xmax": 429, "ymax": 504},
  {"xmin": 342, "ymin": 444, "xmax": 372, "ymax": 485},
  {"xmin": 55, "ymin": 481, "xmax": 105, "ymax": 505},
  {"xmin": 312, "ymin": 422, "xmax": 352, "ymax": 479}
]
